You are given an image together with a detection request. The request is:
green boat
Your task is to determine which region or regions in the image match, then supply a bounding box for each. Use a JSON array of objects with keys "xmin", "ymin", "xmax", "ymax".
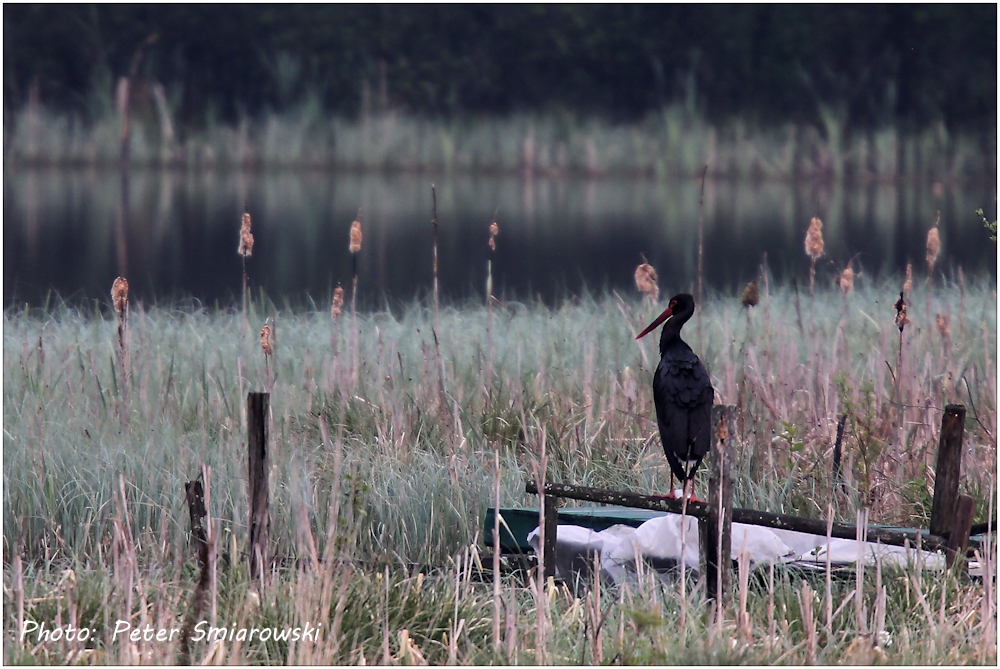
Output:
[{"xmin": 483, "ymin": 506, "xmax": 667, "ymax": 553}]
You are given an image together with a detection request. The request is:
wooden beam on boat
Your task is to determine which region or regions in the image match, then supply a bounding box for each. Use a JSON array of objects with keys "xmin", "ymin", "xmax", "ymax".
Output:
[{"xmin": 525, "ymin": 480, "xmax": 951, "ymax": 551}]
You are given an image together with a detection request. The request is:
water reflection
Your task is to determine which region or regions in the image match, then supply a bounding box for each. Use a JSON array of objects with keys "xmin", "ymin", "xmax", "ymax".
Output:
[{"xmin": 3, "ymin": 167, "xmax": 996, "ymax": 309}]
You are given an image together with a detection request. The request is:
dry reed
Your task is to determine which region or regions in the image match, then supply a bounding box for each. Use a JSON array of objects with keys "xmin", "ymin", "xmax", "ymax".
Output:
[
  {"xmin": 740, "ymin": 280, "xmax": 759, "ymax": 308},
  {"xmin": 111, "ymin": 276, "xmax": 129, "ymax": 316},
  {"xmin": 696, "ymin": 164, "xmax": 708, "ymax": 306},
  {"xmin": 239, "ymin": 208, "xmax": 254, "ymax": 315},
  {"xmin": 431, "ymin": 185, "xmax": 440, "ymax": 326},
  {"xmin": 349, "ymin": 217, "xmax": 363, "ymax": 255},
  {"xmin": 261, "ymin": 321, "xmax": 273, "ymax": 391},
  {"xmin": 111, "ymin": 276, "xmax": 130, "ymax": 426},
  {"xmin": 926, "ymin": 219, "xmax": 941, "ymax": 275},
  {"xmin": 805, "ymin": 216, "xmax": 825, "ymax": 296},
  {"xmin": 238, "ymin": 211, "xmax": 254, "ymax": 258},
  {"xmin": 926, "ymin": 214, "xmax": 941, "ymax": 323},
  {"xmin": 634, "ymin": 255, "xmax": 659, "ymax": 302},
  {"xmin": 487, "ymin": 216, "xmax": 499, "ymax": 381},
  {"xmin": 936, "ymin": 313, "xmax": 951, "ymax": 360},
  {"xmin": 837, "ymin": 260, "xmax": 854, "ymax": 296},
  {"xmin": 935, "ymin": 313, "xmax": 951, "ymax": 340},
  {"xmin": 331, "ymin": 284, "xmax": 344, "ymax": 319},
  {"xmin": 260, "ymin": 323, "xmax": 273, "ymax": 358},
  {"xmin": 349, "ymin": 215, "xmax": 362, "ymax": 315},
  {"xmin": 894, "ymin": 292, "xmax": 910, "ymax": 332},
  {"xmin": 487, "ymin": 216, "xmax": 498, "ymax": 305}
]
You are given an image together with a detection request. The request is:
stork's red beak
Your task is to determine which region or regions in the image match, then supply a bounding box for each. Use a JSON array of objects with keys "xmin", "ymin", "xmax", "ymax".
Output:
[{"xmin": 635, "ymin": 305, "xmax": 673, "ymax": 339}]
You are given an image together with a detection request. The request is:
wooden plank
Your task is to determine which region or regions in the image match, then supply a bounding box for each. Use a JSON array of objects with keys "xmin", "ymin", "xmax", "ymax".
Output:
[
  {"xmin": 969, "ymin": 520, "xmax": 997, "ymax": 536},
  {"xmin": 702, "ymin": 405, "xmax": 735, "ymax": 602},
  {"xmin": 929, "ymin": 404, "xmax": 966, "ymax": 538},
  {"xmin": 946, "ymin": 494, "xmax": 975, "ymax": 569},
  {"xmin": 247, "ymin": 392, "xmax": 270, "ymax": 581},
  {"xmin": 525, "ymin": 481, "xmax": 950, "ymax": 550},
  {"xmin": 526, "ymin": 480, "xmax": 709, "ymax": 519}
]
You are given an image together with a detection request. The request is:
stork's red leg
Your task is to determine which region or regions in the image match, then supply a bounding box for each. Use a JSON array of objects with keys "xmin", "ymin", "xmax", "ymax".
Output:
[{"xmin": 684, "ymin": 478, "xmax": 704, "ymax": 504}]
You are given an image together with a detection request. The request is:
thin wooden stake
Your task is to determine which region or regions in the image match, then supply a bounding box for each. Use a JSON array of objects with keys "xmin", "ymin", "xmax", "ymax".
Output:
[
  {"xmin": 702, "ymin": 404, "xmax": 735, "ymax": 604},
  {"xmin": 247, "ymin": 392, "xmax": 270, "ymax": 583},
  {"xmin": 543, "ymin": 495, "xmax": 558, "ymax": 582},
  {"xmin": 492, "ymin": 447, "xmax": 502, "ymax": 651}
]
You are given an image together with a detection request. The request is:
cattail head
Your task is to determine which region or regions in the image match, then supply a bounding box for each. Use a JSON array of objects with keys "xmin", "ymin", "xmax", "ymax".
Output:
[
  {"xmin": 238, "ymin": 212, "xmax": 254, "ymax": 258},
  {"xmin": 838, "ymin": 261, "xmax": 854, "ymax": 295},
  {"xmin": 741, "ymin": 280, "xmax": 759, "ymax": 308},
  {"xmin": 805, "ymin": 216, "xmax": 825, "ymax": 261},
  {"xmin": 331, "ymin": 285, "xmax": 344, "ymax": 319},
  {"xmin": 894, "ymin": 292, "xmax": 909, "ymax": 332},
  {"xmin": 634, "ymin": 257, "xmax": 659, "ymax": 300},
  {"xmin": 903, "ymin": 262, "xmax": 913, "ymax": 295},
  {"xmin": 488, "ymin": 218, "xmax": 499, "ymax": 252},
  {"xmin": 111, "ymin": 276, "xmax": 129, "ymax": 315},
  {"xmin": 926, "ymin": 225, "xmax": 940, "ymax": 272},
  {"xmin": 260, "ymin": 323, "xmax": 273, "ymax": 357},
  {"xmin": 349, "ymin": 219, "xmax": 363, "ymax": 254},
  {"xmin": 935, "ymin": 313, "xmax": 951, "ymax": 340}
]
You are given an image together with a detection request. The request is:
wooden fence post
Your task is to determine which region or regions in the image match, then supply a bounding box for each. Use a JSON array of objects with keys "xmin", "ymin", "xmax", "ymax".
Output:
[
  {"xmin": 702, "ymin": 405, "xmax": 735, "ymax": 603},
  {"xmin": 946, "ymin": 494, "xmax": 976, "ymax": 569},
  {"xmin": 247, "ymin": 392, "xmax": 270, "ymax": 581},
  {"xmin": 543, "ymin": 493, "xmax": 558, "ymax": 581},
  {"xmin": 929, "ymin": 404, "xmax": 966, "ymax": 538},
  {"xmin": 184, "ymin": 479, "xmax": 207, "ymax": 560}
]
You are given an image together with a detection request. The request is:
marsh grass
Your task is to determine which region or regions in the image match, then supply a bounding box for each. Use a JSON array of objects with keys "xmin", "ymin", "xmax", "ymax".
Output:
[{"xmin": 3, "ymin": 276, "xmax": 996, "ymax": 663}]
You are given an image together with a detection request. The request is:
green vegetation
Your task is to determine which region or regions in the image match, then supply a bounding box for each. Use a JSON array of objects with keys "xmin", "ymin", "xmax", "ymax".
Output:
[
  {"xmin": 5, "ymin": 6, "xmax": 996, "ymax": 179},
  {"xmin": 978, "ymin": 207, "xmax": 998, "ymax": 243},
  {"xmin": 3, "ymin": 274, "xmax": 996, "ymax": 663},
  {"xmin": 6, "ymin": 101, "xmax": 996, "ymax": 181}
]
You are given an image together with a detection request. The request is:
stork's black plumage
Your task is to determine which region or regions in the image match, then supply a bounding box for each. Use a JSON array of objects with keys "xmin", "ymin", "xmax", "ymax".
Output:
[{"xmin": 636, "ymin": 293, "xmax": 714, "ymax": 495}]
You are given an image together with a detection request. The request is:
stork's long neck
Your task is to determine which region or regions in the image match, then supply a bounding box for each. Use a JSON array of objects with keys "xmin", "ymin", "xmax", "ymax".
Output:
[{"xmin": 659, "ymin": 313, "xmax": 691, "ymax": 355}]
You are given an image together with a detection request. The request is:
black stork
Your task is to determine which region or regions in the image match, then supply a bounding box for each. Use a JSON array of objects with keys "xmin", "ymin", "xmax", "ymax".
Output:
[{"xmin": 635, "ymin": 293, "xmax": 714, "ymax": 501}]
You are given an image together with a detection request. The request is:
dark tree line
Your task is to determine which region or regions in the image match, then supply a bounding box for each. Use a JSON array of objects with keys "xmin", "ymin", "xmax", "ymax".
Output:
[{"xmin": 4, "ymin": 4, "xmax": 996, "ymax": 133}]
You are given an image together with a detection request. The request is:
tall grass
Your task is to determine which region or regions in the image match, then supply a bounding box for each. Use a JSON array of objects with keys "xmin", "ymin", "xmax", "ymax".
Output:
[
  {"xmin": 3, "ymin": 276, "xmax": 996, "ymax": 663},
  {"xmin": 5, "ymin": 101, "xmax": 996, "ymax": 182}
]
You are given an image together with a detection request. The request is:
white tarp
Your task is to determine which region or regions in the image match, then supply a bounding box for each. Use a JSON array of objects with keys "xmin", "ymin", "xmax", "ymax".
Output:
[{"xmin": 526, "ymin": 512, "xmax": 947, "ymax": 586}]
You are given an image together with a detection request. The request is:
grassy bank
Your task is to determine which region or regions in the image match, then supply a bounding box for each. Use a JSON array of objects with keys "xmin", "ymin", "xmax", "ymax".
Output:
[
  {"xmin": 3, "ymin": 276, "xmax": 997, "ymax": 663},
  {"xmin": 5, "ymin": 101, "xmax": 996, "ymax": 182}
]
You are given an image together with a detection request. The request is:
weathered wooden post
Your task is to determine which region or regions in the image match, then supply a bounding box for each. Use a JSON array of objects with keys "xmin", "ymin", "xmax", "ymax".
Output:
[
  {"xmin": 946, "ymin": 494, "xmax": 976, "ymax": 569},
  {"xmin": 184, "ymin": 479, "xmax": 208, "ymax": 559},
  {"xmin": 542, "ymin": 493, "xmax": 559, "ymax": 581},
  {"xmin": 701, "ymin": 404, "xmax": 735, "ymax": 603},
  {"xmin": 929, "ymin": 404, "xmax": 966, "ymax": 538},
  {"xmin": 247, "ymin": 392, "xmax": 270, "ymax": 581}
]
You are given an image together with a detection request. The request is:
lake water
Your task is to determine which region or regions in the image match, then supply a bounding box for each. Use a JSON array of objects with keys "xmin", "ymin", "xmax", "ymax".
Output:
[{"xmin": 4, "ymin": 167, "xmax": 996, "ymax": 309}]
